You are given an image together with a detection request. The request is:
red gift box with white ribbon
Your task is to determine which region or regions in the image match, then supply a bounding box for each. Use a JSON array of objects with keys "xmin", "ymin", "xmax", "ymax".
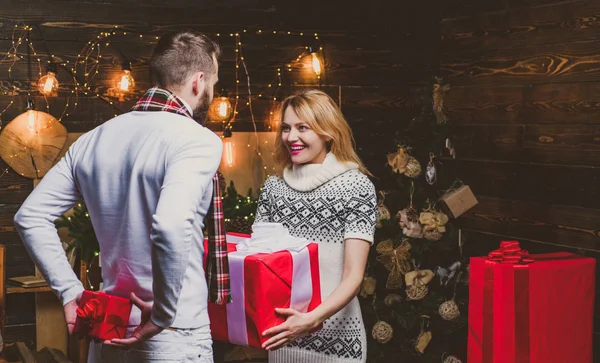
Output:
[{"xmin": 205, "ymin": 232, "xmax": 322, "ymax": 348}]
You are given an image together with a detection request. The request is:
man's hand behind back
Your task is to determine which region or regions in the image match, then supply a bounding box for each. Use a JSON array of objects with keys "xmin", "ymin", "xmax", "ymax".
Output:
[{"xmin": 103, "ymin": 292, "xmax": 164, "ymax": 349}]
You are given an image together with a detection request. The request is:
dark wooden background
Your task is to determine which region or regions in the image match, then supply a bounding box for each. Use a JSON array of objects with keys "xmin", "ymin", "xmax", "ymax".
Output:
[
  {"xmin": 441, "ymin": 0, "xmax": 600, "ymax": 356},
  {"xmin": 1, "ymin": 0, "xmax": 598, "ymax": 359},
  {"xmin": 0, "ymin": 0, "xmax": 436, "ymax": 346}
]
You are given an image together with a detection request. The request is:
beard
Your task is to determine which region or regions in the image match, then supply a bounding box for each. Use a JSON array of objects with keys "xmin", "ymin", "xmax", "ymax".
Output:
[{"xmin": 192, "ymin": 86, "xmax": 212, "ymax": 125}]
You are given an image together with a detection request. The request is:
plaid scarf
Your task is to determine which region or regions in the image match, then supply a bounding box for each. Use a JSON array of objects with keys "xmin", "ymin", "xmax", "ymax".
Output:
[{"xmin": 132, "ymin": 87, "xmax": 231, "ymax": 305}]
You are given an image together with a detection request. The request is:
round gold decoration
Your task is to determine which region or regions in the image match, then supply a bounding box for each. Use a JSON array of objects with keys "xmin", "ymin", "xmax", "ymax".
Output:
[
  {"xmin": 404, "ymin": 156, "xmax": 422, "ymax": 178},
  {"xmin": 0, "ymin": 110, "xmax": 67, "ymax": 179},
  {"xmin": 372, "ymin": 321, "xmax": 393, "ymax": 344},
  {"xmin": 439, "ymin": 299, "xmax": 460, "ymax": 321}
]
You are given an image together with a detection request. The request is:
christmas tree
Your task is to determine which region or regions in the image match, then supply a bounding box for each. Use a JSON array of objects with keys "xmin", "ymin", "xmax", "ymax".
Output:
[{"xmin": 360, "ymin": 77, "xmax": 476, "ymax": 363}]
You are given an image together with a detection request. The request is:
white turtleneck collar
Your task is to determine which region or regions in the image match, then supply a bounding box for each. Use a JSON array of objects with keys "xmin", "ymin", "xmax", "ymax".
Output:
[{"xmin": 283, "ymin": 153, "xmax": 359, "ymax": 192}]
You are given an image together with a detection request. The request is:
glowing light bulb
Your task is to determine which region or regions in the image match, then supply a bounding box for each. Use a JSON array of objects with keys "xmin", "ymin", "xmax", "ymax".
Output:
[
  {"xmin": 27, "ymin": 110, "xmax": 36, "ymax": 133},
  {"xmin": 311, "ymin": 52, "xmax": 322, "ymax": 76},
  {"xmin": 118, "ymin": 69, "xmax": 134, "ymax": 92},
  {"xmin": 218, "ymin": 99, "xmax": 229, "ymax": 118},
  {"xmin": 225, "ymin": 139, "xmax": 233, "ymax": 166},
  {"xmin": 38, "ymin": 71, "xmax": 58, "ymax": 96}
]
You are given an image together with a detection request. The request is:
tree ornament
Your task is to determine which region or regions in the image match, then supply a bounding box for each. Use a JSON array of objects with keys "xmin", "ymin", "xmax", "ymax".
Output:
[
  {"xmin": 372, "ymin": 321, "xmax": 393, "ymax": 344},
  {"xmin": 419, "ymin": 201, "xmax": 449, "ymax": 241},
  {"xmin": 406, "ymin": 277, "xmax": 429, "ymax": 301},
  {"xmin": 384, "ymin": 293, "xmax": 403, "ymax": 307},
  {"xmin": 404, "ymin": 156, "xmax": 422, "ymax": 178},
  {"xmin": 442, "ymin": 354, "xmax": 463, "ymax": 363},
  {"xmin": 387, "ymin": 146, "xmax": 410, "ymax": 174},
  {"xmin": 405, "ymin": 269, "xmax": 435, "ymax": 287},
  {"xmin": 433, "ymin": 77, "xmax": 450, "ymax": 124},
  {"xmin": 415, "ymin": 315, "xmax": 432, "ymax": 354},
  {"xmin": 425, "ymin": 152, "xmax": 437, "ymax": 185},
  {"xmin": 397, "ymin": 181, "xmax": 423, "ymax": 238},
  {"xmin": 376, "ymin": 191, "xmax": 391, "ymax": 228},
  {"xmin": 376, "ymin": 239, "xmax": 412, "ymax": 290},
  {"xmin": 439, "ymin": 299, "xmax": 460, "ymax": 321},
  {"xmin": 434, "ymin": 261, "xmax": 462, "ymax": 287},
  {"xmin": 439, "ymin": 271, "xmax": 462, "ymax": 321},
  {"xmin": 359, "ymin": 276, "xmax": 377, "ymax": 298}
]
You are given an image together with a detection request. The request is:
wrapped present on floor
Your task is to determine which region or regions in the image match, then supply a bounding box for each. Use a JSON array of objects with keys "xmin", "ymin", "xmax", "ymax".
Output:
[
  {"xmin": 440, "ymin": 184, "xmax": 478, "ymax": 218},
  {"xmin": 73, "ymin": 290, "xmax": 132, "ymax": 341},
  {"xmin": 468, "ymin": 241, "xmax": 595, "ymax": 363},
  {"xmin": 204, "ymin": 223, "xmax": 322, "ymax": 349}
]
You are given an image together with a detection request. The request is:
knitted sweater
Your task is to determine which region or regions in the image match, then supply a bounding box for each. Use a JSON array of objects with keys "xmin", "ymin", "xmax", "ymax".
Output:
[{"xmin": 255, "ymin": 153, "xmax": 377, "ymax": 363}]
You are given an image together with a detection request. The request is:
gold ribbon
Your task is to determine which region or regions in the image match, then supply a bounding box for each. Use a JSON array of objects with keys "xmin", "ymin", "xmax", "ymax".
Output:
[{"xmin": 376, "ymin": 239, "xmax": 412, "ymax": 289}]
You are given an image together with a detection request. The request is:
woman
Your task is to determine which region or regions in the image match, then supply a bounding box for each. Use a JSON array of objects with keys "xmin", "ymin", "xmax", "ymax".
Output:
[{"xmin": 256, "ymin": 89, "xmax": 377, "ymax": 363}]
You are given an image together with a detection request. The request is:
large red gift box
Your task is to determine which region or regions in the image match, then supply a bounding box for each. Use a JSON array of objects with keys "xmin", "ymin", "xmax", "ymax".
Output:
[
  {"xmin": 73, "ymin": 290, "xmax": 132, "ymax": 341},
  {"xmin": 468, "ymin": 241, "xmax": 595, "ymax": 363},
  {"xmin": 204, "ymin": 232, "xmax": 322, "ymax": 348}
]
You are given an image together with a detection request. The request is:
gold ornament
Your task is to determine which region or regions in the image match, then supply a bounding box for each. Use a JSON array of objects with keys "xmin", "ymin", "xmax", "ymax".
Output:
[
  {"xmin": 433, "ymin": 77, "xmax": 450, "ymax": 124},
  {"xmin": 387, "ymin": 147, "xmax": 410, "ymax": 174},
  {"xmin": 406, "ymin": 278, "xmax": 429, "ymax": 300},
  {"xmin": 423, "ymin": 229, "xmax": 444, "ymax": 241},
  {"xmin": 359, "ymin": 276, "xmax": 377, "ymax": 298},
  {"xmin": 415, "ymin": 315, "xmax": 432, "ymax": 354},
  {"xmin": 439, "ymin": 299, "xmax": 460, "ymax": 321},
  {"xmin": 443, "ymin": 354, "xmax": 463, "ymax": 363},
  {"xmin": 404, "ymin": 157, "xmax": 422, "ymax": 178},
  {"xmin": 384, "ymin": 293, "xmax": 403, "ymax": 307},
  {"xmin": 372, "ymin": 321, "xmax": 393, "ymax": 344},
  {"xmin": 376, "ymin": 239, "xmax": 412, "ymax": 290},
  {"xmin": 419, "ymin": 202, "xmax": 449, "ymax": 241},
  {"xmin": 405, "ymin": 269, "xmax": 435, "ymax": 287},
  {"xmin": 376, "ymin": 191, "xmax": 391, "ymax": 228}
]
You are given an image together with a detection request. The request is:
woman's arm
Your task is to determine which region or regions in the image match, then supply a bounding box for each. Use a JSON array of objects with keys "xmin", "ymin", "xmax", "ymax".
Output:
[{"xmin": 262, "ymin": 238, "xmax": 370, "ymax": 350}]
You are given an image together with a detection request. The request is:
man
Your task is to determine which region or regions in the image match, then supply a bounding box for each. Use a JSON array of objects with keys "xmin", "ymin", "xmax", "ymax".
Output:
[{"xmin": 14, "ymin": 30, "xmax": 228, "ymax": 362}]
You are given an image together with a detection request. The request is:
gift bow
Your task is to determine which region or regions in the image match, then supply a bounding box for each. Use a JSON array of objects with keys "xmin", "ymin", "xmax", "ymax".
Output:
[
  {"xmin": 76, "ymin": 298, "xmax": 105, "ymax": 321},
  {"xmin": 419, "ymin": 211, "xmax": 449, "ymax": 232},
  {"xmin": 376, "ymin": 239, "xmax": 412, "ymax": 289},
  {"xmin": 487, "ymin": 241, "xmax": 534, "ymax": 264}
]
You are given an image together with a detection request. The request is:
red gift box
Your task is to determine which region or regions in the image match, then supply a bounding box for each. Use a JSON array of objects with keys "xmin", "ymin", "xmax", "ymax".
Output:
[
  {"xmin": 73, "ymin": 290, "xmax": 132, "ymax": 341},
  {"xmin": 468, "ymin": 241, "xmax": 595, "ymax": 363},
  {"xmin": 204, "ymin": 233, "xmax": 322, "ymax": 348}
]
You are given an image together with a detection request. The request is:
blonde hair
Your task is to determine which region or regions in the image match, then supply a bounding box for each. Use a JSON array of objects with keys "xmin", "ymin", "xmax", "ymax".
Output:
[{"xmin": 273, "ymin": 89, "xmax": 370, "ymax": 175}]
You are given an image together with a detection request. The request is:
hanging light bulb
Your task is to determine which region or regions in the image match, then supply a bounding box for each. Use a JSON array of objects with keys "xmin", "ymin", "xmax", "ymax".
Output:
[
  {"xmin": 208, "ymin": 90, "xmax": 233, "ymax": 122},
  {"xmin": 37, "ymin": 63, "xmax": 58, "ymax": 96},
  {"xmin": 309, "ymin": 46, "xmax": 322, "ymax": 76},
  {"xmin": 223, "ymin": 126, "xmax": 234, "ymax": 167},
  {"xmin": 118, "ymin": 61, "xmax": 135, "ymax": 93}
]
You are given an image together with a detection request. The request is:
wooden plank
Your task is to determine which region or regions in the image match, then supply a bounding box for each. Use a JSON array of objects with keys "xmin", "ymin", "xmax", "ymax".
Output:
[
  {"xmin": 16, "ymin": 341, "xmax": 36, "ymax": 363},
  {"xmin": 441, "ymin": 39, "xmax": 600, "ymax": 86},
  {"xmin": 442, "ymin": 1, "xmax": 598, "ymax": 51},
  {"xmin": 456, "ymin": 195, "xmax": 600, "ymax": 251},
  {"xmin": 0, "ymin": 159, "xmax": 34, "ymax": 204},
  {"xmin": 454, "ymin": 124, "xmax": 600, "ymax": 165},
  {"xmin": 445, "ymin": 82, "xmax": 600, "ymax": 125},
  {"xmin": 6, "ymin": 286, "xmax": 51, "ymax": 295},
  {"xmin": 443, "ymin": 158, "xmax": 600, "ymax": 209}
]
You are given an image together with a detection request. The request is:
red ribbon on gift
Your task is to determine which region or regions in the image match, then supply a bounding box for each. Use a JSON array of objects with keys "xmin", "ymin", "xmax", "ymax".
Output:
[
  {"xmin": 76, "ymin": 298, "xmax": 105, "ymax": 321},
  {"xmin": 487, "ymin": 241, "xmax": 534, "ymax": 264},
  {"xmin": 483, "ymin": 241, "xmax": 532, "ymax": 362}
]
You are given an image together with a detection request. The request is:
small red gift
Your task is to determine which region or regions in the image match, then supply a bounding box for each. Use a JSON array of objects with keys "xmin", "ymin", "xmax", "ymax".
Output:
[
  {"xmin": 468, "ymin": 241, "xmax": 595, "ymax": 363},
  {"xmin": 204, "ymin": 231, "xmax": 322, "ymax": 348},
  {"xmin": 73, "ymin": 290, "xmax": 132, "ymax": 341}
]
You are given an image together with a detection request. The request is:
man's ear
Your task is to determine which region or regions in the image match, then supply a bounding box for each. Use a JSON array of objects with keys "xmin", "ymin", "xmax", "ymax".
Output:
[{"xmin": 192, "ymin": 72, "xmax": 205, "ymax": 95}]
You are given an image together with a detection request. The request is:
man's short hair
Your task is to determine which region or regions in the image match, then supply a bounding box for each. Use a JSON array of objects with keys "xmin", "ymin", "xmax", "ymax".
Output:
[{"xmin": 150, "ymin": 30, "xmax": 220, "ymax": 89}]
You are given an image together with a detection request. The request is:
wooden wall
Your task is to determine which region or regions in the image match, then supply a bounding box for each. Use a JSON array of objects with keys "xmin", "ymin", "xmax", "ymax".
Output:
[
  {"xmin": 0, "ymin": 0, "xmax": 437, "ymax": 347},
  {"xmin": 440, "ymin": 0, "xmax": 600, "ymax": 356}
]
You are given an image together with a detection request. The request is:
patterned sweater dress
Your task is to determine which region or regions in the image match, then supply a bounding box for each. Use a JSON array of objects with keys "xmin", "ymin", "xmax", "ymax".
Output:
[{"xmin": 254, "ymin": 153, "xmax": 377, "ymax": 363}]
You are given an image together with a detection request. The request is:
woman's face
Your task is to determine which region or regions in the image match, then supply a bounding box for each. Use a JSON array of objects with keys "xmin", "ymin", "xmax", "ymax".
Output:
[{"xmin": 280, "ymin": 106, "xmax": 328, "ymax": 166}]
